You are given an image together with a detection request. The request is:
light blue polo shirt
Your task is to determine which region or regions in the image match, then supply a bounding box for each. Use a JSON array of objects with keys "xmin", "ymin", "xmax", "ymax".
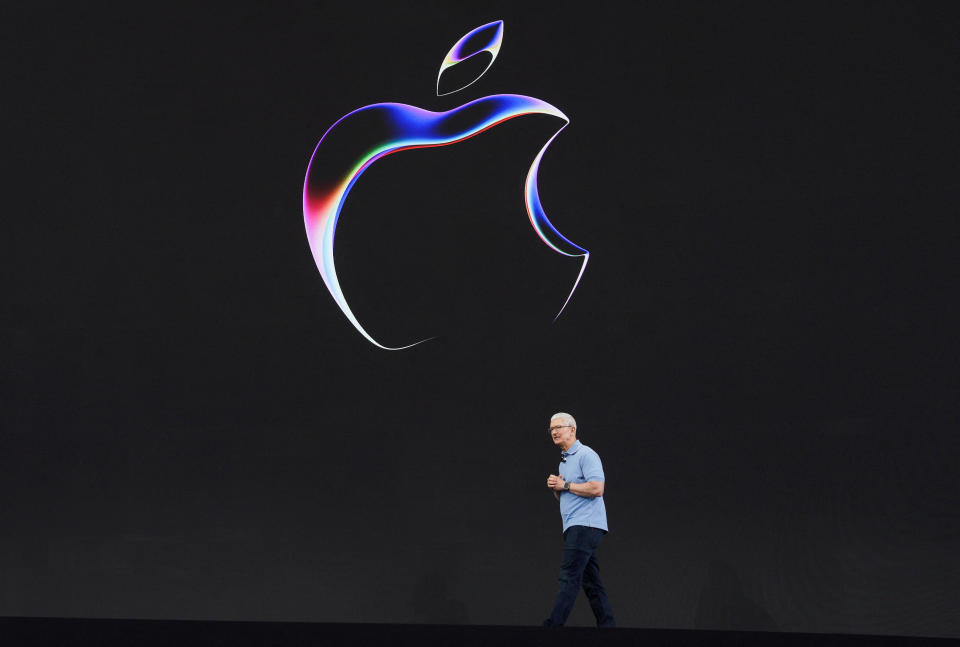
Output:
[{"xmin": 558, "ymin": 440, "xmax": 608, "ymax": 533}]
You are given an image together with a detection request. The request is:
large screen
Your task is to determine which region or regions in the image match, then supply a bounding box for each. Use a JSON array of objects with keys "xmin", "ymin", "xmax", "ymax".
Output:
[{"xmin": 3, "ymin": 2, "xmax": 959, "ymax": 635}]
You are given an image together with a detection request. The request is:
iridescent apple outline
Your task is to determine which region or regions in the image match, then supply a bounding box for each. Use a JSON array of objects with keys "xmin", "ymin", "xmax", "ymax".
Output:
[{"xmin": 303, "ymin": 20, "xmax": 588, "ymax": 350}]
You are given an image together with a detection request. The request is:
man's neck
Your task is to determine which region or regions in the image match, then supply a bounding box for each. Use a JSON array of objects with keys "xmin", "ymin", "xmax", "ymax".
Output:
[{"xmin": 561, "ymin": 439, "xmax": 577, "ymax": 452}]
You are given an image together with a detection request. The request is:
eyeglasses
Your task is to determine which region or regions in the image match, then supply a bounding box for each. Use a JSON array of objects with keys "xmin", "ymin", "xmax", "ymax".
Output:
[{"xmin": 549, "ymin": 425, "xmax": 572, "ymax": 432}]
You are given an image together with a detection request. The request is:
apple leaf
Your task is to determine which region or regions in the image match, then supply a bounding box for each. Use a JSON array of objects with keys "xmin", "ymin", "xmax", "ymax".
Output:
[{"xmin": 436, "ymin": 20, "xmax": 504, "ymax": 96}]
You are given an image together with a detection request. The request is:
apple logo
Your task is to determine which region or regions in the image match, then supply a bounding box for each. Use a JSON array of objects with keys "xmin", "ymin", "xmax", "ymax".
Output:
[{"xmin": 303, "ymin": 20, "xmax": 588, "ymax": 349}]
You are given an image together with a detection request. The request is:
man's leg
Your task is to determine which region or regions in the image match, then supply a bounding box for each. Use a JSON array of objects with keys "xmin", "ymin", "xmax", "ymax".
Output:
[
  {"xmin": 543, "ymin": 527, "xmax": 592, "ymax": 626},
  {"xmin": 582, "ymin": 550, "xmax": 616, "ymax": 627}
]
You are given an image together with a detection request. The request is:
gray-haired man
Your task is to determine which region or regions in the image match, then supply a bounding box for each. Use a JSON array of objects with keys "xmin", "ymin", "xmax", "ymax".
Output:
[{"xmin": 543, "ymin": 412, "xmax": 616, "ymax": 627}]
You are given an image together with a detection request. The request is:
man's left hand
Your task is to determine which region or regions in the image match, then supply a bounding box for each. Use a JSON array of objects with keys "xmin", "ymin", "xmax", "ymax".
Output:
[{"xmin": 547, "ymin": 474, "xmax": 567, "ymax": 492}]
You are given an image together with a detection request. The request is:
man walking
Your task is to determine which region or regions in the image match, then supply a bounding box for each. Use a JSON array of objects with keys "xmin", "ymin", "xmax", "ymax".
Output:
[{"xmin": 543, "ymin": 412, "xmax": 616, "ymax": 627}]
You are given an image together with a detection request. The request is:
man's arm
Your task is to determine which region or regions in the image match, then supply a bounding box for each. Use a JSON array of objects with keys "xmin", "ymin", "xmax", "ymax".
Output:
[
  {"xmin": 548, "ymin": 475, "xmax": 605, "ymax": 498},
  {"xmin": 570, "ymin": 450, "xmax": 607, "ymax": 498},
  {"xmin": 566, "ymin": 480, "xmax": 604, "ymax": 498}
]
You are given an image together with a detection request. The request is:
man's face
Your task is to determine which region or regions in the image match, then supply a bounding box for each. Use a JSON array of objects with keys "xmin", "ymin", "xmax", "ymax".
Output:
[{"xmin": 549, "ymin": 419, "xmax": 576, "ymax": 449}]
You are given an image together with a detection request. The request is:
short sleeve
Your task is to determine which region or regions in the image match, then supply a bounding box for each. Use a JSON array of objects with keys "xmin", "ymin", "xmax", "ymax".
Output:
[{"xmin": 581, "ymin": 449, "xmax": 605, "ymax": 482}]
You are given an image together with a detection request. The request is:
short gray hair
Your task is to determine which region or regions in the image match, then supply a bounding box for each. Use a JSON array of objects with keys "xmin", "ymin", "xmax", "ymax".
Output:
[{"xmin": 551, "ymin": 412, "xmax": 577, "ymax": 431}]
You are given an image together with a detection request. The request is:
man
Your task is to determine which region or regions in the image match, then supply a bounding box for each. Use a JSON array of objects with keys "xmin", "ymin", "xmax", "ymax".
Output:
[{"xmin": 543, "ymin": 412, "xmax": 616, "ymax": 627}]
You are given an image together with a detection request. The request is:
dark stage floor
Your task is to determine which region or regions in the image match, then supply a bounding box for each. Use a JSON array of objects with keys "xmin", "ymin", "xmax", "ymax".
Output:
[{"xmin": 2, "ymin": 617, "xmax": 958, "ymax": 647}]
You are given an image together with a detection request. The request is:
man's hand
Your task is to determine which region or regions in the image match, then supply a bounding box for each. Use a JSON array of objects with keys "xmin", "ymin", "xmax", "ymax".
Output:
[{"xmin": 547, "ymin": 474, "xmax": 566, "ymax": 491}]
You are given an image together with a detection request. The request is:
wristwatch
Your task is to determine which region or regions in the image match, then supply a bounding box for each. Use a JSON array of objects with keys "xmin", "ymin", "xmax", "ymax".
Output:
[{"xmin": 563, "ymin": 480, "xmax": 571, "ymax": 491}]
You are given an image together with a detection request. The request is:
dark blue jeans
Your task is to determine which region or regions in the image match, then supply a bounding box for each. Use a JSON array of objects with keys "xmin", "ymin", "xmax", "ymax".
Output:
[{"xmin": 544, "ymin": 525, "xmax": 616, "ymax": 627}]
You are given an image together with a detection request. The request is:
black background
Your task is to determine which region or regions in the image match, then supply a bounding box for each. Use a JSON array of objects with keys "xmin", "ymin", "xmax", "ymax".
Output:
[{"xmin": 2, "ymin": 0, "xmax": 959, "ymax": 636}]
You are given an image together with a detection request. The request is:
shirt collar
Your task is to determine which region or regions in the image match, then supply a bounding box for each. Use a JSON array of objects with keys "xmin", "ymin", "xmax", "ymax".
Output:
[{"xmin": 561, "ymin": 440, "xmax": 582, "ymax": 457}]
